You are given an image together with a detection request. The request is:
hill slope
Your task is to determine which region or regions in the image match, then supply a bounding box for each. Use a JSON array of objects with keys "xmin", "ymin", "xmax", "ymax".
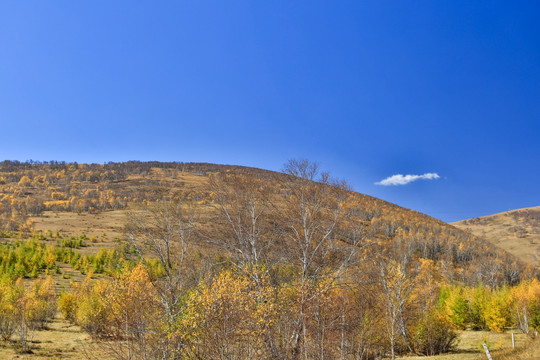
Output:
[
  {"xmin": 0, "ymin": 160, "xmax": 527, "ymax": 285},
  {"xmin": 0, "ymin": 160, "xmax": 535, "ymax": 359},
  {"xmin": 453, "ymin": 206, "xmax": 540, "ymax": 267}
]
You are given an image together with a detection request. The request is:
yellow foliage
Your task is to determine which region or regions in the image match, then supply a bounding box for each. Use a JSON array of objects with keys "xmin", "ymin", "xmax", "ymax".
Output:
[
  {"xmin": 182, "ymin": 267, "xmax": 278, "ymax": 350},
  {"xmin": 44, "ymin": 200, "xmax": 70, "ymax": 208},
  {"xmin": 484, "ymin": 287, "xmax": 511, "ymax": 332},
  {"xmin": 58, "ymin": 292, "xmax": 76, "ymax": 322},
  {"xmin": 18, "ymin": 176, "xmax": 31, "ymax": 186},
  {"xmin": 50, "ymin": 191, "xmax": 66, "ymax": 200}
]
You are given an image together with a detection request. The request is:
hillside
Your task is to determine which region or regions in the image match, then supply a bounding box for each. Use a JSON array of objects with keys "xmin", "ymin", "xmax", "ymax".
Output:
[
  {"xmin": 0, "ymin": 160, "xmax": 527, "ymax": 286},
  {"xmin": 453, "ymin": 206, "xmax": 540, "ymax": 267},
  {"xmin": 0, "ymin": 160, "xmax": 537, "ymax": 359}
]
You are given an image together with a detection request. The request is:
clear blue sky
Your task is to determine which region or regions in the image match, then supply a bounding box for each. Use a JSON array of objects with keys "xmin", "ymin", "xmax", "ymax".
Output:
[{"xmin": 1, "ymin": 1, "xmax": 539, "ymax": 222}]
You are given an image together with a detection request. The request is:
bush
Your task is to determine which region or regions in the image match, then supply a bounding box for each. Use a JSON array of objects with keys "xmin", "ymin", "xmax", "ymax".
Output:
[
  {"xmin": 413, "ymin": 311, "xmax": 458, "ymax": 356},
  {"xmin": 0, "ymin": 277, "xmax": 17, "ymax": 341},
  {"xmin": 73, "ymin": 281, "xmax": 111, "ymax": 337},
  {"xmin": 58, "ymin": 292, "xmax": 76, "ymax": 322}
]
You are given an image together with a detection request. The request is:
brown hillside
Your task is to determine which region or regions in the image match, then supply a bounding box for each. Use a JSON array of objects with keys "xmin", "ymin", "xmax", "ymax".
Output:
[
  {"xmin": 0, "ymin": 160, "xmax": 528, "ymax": 285},
  {"xmin": 453, "ymin": 206, "xmax": 540, "ymax": 267}
]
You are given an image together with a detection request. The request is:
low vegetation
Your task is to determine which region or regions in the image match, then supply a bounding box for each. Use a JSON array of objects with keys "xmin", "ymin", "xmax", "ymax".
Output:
[{"xmin": 0, "ymin": 275, "xmax": 57, "ymax": 353}]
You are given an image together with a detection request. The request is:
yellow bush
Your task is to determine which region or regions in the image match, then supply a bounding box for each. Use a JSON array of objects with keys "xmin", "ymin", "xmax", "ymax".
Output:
[{"xmin": 58, "ymin": 292, "xmax": 76, "ymax": 322}]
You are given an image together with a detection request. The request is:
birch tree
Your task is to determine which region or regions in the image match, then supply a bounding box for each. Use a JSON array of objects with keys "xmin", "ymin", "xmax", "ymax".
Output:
[
  {"xmin": 126, "ymin": 199, "xmax": 196, "ymax": 358},
  {"xmin": 280, "ymin": 159, "xmax": 367, "ymax": 360},
  {"xmin": 377, "ymin": 258, "xmax": 416, "ymax": 360}
]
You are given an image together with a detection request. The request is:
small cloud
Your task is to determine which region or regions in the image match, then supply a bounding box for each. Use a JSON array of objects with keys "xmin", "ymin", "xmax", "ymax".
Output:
[{"xmin": 375, "ymin": 173, "xmax": 440, "ymax": 186}]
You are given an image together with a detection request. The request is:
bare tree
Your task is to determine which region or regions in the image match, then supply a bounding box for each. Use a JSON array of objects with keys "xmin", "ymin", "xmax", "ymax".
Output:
[
  {"xmin": 205, "ymin": 172, "xmax": 277, "ymax": 278},
  {"xmin": 280, "ymin": 159, "xmax": 367, "ymax": 360},
  {"xmin": 126, "ymin": 199, "xmax": 196, "ymax": 359},
  {"xmin": 377, "ymin": 254, "xmax": 417, "ymax": 360},
  {"xmin": 202, "ymin": 172, "xmax": 289, "ymax": 359}
]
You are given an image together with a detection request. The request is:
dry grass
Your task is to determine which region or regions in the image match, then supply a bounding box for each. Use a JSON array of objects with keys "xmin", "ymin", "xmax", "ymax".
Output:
[
  {"xmin": 3, "ymin": 325, "xmax": 538, "ymax": 360},
  {"xmin": 453, "ymin": 206, "xmax": 540, "ymax": 267},
  {"xmin": 495, "ymin": 337, "xmax": 540, "ymax": 360},
  {"xmin": 29, "ymin": 170, "xmax": 212, "ymax": 249},
  {"xmin": 31, "ymin": 210, "xmax": 128, "ymax": 255},
  {"xmin": 399, "ymin": 330, "xmax": 539, "ymax": 360},
  {"xmin": 0, "ymin": 314, "xmax": 107, "ymax": 360}
]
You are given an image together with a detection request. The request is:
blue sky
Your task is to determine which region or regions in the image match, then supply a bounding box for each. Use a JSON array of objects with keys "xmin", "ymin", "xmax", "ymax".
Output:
[{"xmin": 1, "ymin": 1, "xmax": 539, "ymax": 222}]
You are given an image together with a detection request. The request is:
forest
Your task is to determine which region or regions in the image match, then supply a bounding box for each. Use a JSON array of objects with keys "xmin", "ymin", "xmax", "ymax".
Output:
[{"xmin": 0, "ymin": 160, "xmax": 538, "ymax": 359}]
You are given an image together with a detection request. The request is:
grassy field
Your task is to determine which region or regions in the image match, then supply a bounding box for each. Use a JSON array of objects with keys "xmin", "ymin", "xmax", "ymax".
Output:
[
  {"xmin": 31, "ymin": 210, "xmax": 128, "ymax": 253},
  {"xmin": 1, "ymin": 323, "xmax": 538, "ymax": 360},
  {"xmin": 0, "ymin": 314, "xmax": 96, "ymax": 360},
  {"xmin": 399, "ymin": 330, "xmax": 539, "ymax": 360}
]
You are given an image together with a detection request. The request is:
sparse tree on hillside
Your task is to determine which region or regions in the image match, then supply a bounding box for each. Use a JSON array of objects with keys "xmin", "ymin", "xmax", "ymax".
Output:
[
  {"xmin": 126, "ymin": 199, "xmax": 197, "ymax": 358},
  {"xmin": 205, "ymin": 172, "xmax": 276, "ymax": 278},
  {"xmin": 279, "ymin": 159, "xmax": 367, "ymax": 360}
]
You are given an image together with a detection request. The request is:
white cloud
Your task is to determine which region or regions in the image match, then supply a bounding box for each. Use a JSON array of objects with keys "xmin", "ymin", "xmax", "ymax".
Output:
[{"xmin": 375, "ymin": 173, "xmax": 440, "ymax": 186}]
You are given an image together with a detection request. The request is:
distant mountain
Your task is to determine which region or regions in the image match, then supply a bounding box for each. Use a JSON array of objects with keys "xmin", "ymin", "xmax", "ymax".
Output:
[{"xmin": 453, "ymin": 206, "xmax": 540, "ymax": 267}]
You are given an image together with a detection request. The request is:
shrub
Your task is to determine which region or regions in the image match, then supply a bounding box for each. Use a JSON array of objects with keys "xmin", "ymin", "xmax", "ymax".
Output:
[
  {"xmin": 413, "ymin": 310, "xmax": 458, "ymax": 355},
  {"xmin": 58, "ymin": 292, "xmax": 76, "ymax": 322}
]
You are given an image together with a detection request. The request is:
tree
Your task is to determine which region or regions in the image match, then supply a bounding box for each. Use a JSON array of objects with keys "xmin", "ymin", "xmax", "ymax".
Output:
[
  {"xmin": 184, "ymin": 268, "xmax": 278, "ymax": 359},
  {"xmin": 510, "ymin": 279, "xmax": 540, "ymax": 333},
  {"xmin": 484, "ymin": 286, "xmax": 511, "ymax": 332},
  {"xmin": 13, "ymin": 278, "xmax": 39, "ymax": 353},
  {"xmin": 102, "ymin": 264, "xmax": 161, "ymax": 360},
  {"xmin": 205, "ymin": 172, "xmax": 276, "ymax": 281},
  {"xmin": 412, "ymin": 310, "xmax": 457, "ymax": 356},
  {"xmin": 443, "ymin": 286, "xmax": 469, "ymax": 330},
  {"xmin": 126, "ymin": 199, "xmax": 197, "ymax": 359},
  {"xmin": 377, "ymin": 258, "xmax": 416, "ymax": 360},
  {"xmin": 467, "ymin": 284, "xmax": 488, "ymax": 330},
  {"xmin": 32, "ymin": 275, "xmax": 57, "ymax": 329},
  {"xmin": 279, "ymin": 159, "xmax": 366, "ymax": 360},
  {"xmin": 0, "ymin": 276, "xmax": 17, "ymax": 341}
]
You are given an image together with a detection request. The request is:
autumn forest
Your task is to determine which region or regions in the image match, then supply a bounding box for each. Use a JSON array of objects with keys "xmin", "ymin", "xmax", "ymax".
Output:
[{"xmin": 0, "ymin": 160, "xmax": 538, "ymax": 359}]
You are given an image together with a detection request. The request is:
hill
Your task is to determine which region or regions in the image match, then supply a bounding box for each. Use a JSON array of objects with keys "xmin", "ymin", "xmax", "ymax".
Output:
[
  {"xmin": 453, "ymin": 206, "xmax": 540, "ymax": 267},
  {"xmin": 0, "ymin": 160, "xmax": 537, "ymax": 359},
  {"xmin": 0, "ymin": 160, "xmax": 527, "ymax": 286}
]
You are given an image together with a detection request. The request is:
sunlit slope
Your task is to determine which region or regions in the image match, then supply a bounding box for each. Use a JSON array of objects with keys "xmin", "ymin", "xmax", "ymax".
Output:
[
  {"xmin": 0, "ymin": 160, "xmax": 526, "ymax": 284},
  {"xmin": 453, "ymin": 206, "xmax": 540, "ymax": 266}
]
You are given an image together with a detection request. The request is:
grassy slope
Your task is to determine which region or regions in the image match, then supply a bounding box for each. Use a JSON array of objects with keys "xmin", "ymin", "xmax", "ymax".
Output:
[
  {"xmin": 453, "ymin": 206, "xmax": 540, "ymax": 267},
  {"xmin": 28, "ymin": 170, "xmax": 209, "ymax": 253}
]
